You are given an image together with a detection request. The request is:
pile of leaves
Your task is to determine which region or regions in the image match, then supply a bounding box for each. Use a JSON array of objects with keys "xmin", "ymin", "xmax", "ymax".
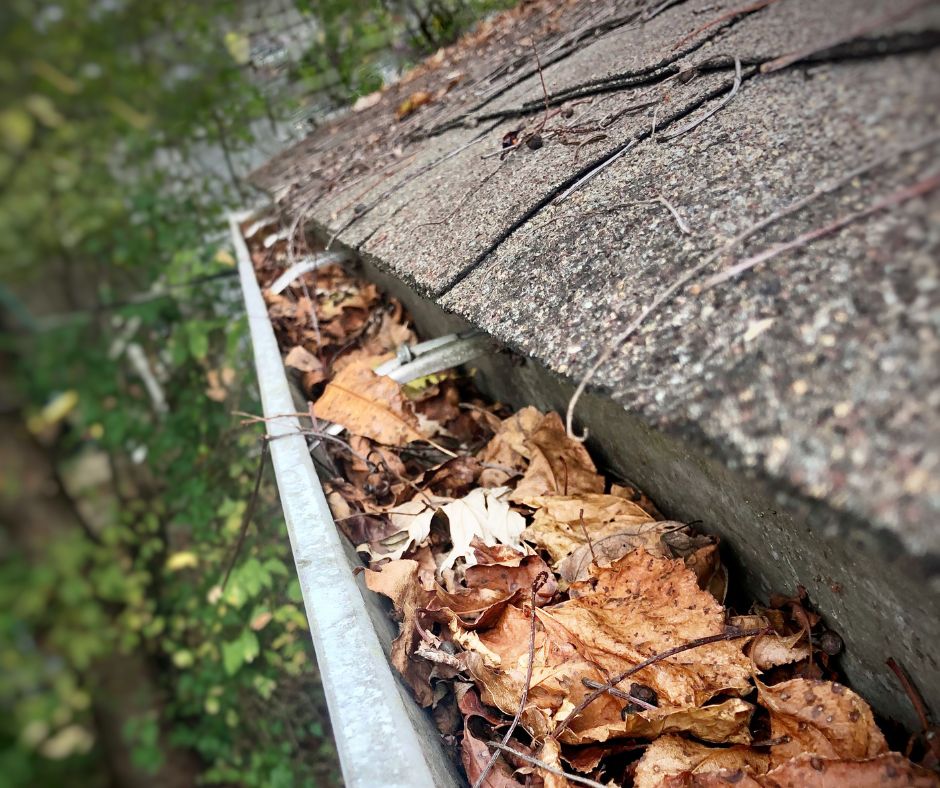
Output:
[{"xmin": 245, "ymin": 216, "xmax": 938, "ymax": 787}]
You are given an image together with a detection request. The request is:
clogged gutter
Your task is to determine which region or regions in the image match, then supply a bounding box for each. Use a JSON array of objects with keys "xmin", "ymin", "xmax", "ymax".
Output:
[{"xmin": 238, "ymin": 215, "xmax": 938, "ymax": 787}]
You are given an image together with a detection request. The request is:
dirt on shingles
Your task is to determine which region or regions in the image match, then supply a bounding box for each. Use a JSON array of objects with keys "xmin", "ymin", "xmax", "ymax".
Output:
[{"xmin": 252, "ymin": 0, "xmax": 627, "ymax": 208}]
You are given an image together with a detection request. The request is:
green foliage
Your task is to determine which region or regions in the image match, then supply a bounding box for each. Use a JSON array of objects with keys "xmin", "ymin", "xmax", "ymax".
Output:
[{"xmin": 0, "ymin": 0, "xmax": 505, "ymax": 783}]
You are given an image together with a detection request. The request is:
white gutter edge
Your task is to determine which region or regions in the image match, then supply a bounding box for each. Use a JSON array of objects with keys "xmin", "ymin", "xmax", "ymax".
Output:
[{"xmin": 230, "ymin": 211, "xmax": 458, "ymax": 788}]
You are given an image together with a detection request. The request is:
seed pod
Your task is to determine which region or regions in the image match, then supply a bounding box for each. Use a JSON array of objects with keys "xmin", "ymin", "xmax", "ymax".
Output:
[{"xmin": 526, "ymin": 133, "xmax": 543, "ymax": 150}]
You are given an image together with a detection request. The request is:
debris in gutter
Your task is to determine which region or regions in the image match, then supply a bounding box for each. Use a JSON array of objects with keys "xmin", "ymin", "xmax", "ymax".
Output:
[{"xmin": 239, "ymin": 214, "xmax": 938, "ymax": 787}]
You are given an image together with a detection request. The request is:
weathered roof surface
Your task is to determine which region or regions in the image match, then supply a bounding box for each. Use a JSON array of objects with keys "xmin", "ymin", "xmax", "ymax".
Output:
[{"xmin": 253, "ymin": 0, "xmax": 940, "ymax": 561}]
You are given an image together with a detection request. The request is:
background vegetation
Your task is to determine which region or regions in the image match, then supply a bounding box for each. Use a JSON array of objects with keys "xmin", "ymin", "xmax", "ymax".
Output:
[{"xmin": 0, "ymin": 0, "xmax": 504, "ymax": 784}]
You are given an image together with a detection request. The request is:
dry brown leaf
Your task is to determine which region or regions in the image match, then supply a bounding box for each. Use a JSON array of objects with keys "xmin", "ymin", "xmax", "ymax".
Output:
[
  {"xmin": 284, "ymin": 345, "xmax": 322, "ymax": 373},
  {"xmin": 364, "ymin": 559, "xmax": 435, "ymax": 705},
  {"xmin": 758, "ymin": 752, "xmax": 939, "ymax": 787},
  {"xmin": 478, "ymin": 406, "xmax": 545, "ymax": 487},
  {"xmin": 461, "ymin": 720, "xmax": 526, "ymax": 788},
  {"xmin": 452, "ymin": 551, "xmax": 754, "ymax": 744},
  {"xmin": 521, "ymin": 493, "xmax": 663, "ymax": 573},
  {"xmin": 510, "ymin": 412, "xmax": 605, "ymax": 502},
  {"xmin": 611, "ymin": 482, "xmax": 664, "ymax": 519},
  {"xmin": 749, "ymin": 630, "xmax": 810, "ymax": 671},
  {"xmin": 635, "ymin": 735, "xmax": 770, "ymax": 788},
  {"xmin": 757, "ymin": 677, "xmax": 887, "ymax": 766},
  {"xmin": 312, "ymin": 361, "xmax": 426, "ymax": 446},
  {"xmin": 665, "ymin": 753, "xmax": 940, "ymax": 787},
  {"xmin": 396, "ymin": 89, "xmax": 433, "ymax": 119}
]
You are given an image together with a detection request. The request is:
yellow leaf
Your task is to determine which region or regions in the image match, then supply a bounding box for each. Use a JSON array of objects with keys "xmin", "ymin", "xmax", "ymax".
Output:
[
  {"xmin": 224, "ymin": 31, "xmax": 251, "ymax": 65},
  {"xmin": 166, "ymin": 551, "xmax": 199, "ymax": 571},
  {"xmin": 0, "ymin": 108, "xmax": 34, "ymax": 151},
  {"xmin": 214, "ymin": 248, "xmax": 236, "ymax": 266}
]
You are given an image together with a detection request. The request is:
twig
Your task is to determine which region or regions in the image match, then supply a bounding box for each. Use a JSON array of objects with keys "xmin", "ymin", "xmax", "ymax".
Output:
[
  {"xmin": 564, "ymin": 131, "xmax": 940, "ymax": 440},
  {"xmin": 472, "ymin": 572, "xmax": 549, "ymax": 788},
  {"xmin": 761, "ymin": 0, "xmax": 932, "ymax": 74},
  {"xmin": 886, "ymin": 657, "xmax": 932, "ymax": 733},
  {"xmin": 555, "ymin": 138, "xmax": 642, "ymax": 203},
  {"xmin": 578, "ymin": 508, "xmax": 597, "ymax": 563},
  {"xmin": 531, "ymin": 40, "xmax": 551, "ymax": 133},
  {"xmin": 647, "ymin": 195, "xmax": 693, "ymax": 234},
  {"xmin": 672, "ymin": 0, "xmax": 780, "ymax": 51},
  {"xmin": 701, "ymin": 171, "xmax": 940, "ymax": 288},
  {"xmin": 551, "ymin": 627, "xmax": 767, "ymax": 739},
  {"xmin": 484, "ymin": 741, "xmax": 608, "ymax": 788},
  {"xmin": 221, "ymin": 439, "xmax": 269, "ymax": 590},
  {"xmin": 656, "ymin": 57, "xmax": 742, "ymax": 142},
  {"xmin": 581, "ymin": 678, "xmax": 657, "ymax": 711}
]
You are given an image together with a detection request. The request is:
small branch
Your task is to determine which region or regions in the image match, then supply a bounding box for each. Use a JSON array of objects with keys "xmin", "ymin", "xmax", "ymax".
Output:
[
  {"xmin": 656, "ymin": 57, "xmax": 742, "ymax": 142},
  {"xmin": 484, "ymin": 741, "xmax": 608, "ymax": 788},
  {"xmin": 701, "ymin": 171, "xmax": 940, "ymax": 288},
  {"xmin": 581, "ymin": 678, "xmax": 657, "ymax": 711},
  {"xmin": 472, "ymin": 572, "xmax": 549, "ymax": 788},
  {"xmin": 221, "ymin": 439, "xmax": 269, "ymax": 590},
  {"xmin": 551, "ymin": 627, "xmax": 767, "ymax": 739},
  {"xmin": 555, "ymin": 138, "xmax": 642, "ymax": 203},
  {"xmin": 531, "ymin": 40, "xmax": 551, "ymax": 133},
  {"xmin": 578, "ymin": 508, "xmax": 597, "ymax": 564}
]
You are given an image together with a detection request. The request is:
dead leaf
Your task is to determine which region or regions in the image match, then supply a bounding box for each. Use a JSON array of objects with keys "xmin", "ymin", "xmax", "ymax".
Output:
[
  {"xmin": 364, "ymin": 560, "xmax": 435, "ymax": 706},
  {"xmin": 461, "ymin": 720, "xmax": 526, "ymax": 788},
  {"xmin": 396, "ymin": 90, "xmax": 432, "ymax": 120},
  {"xmin": 635, "ymin": 735, "xmax": 770, "ymax": 788},
  {"xmin": 662, "ymin": 531, "xmax": 728, "ymax": 603},
  {"xmin": 757, "ymin": 752, "xmax": 939, "ymax": 787},
  {"xmin": 478, "ymin": 406, "xmax": 545, "ymax": 487},
  {"xmin": 284, "ymin": 345, "xmax": 323, "ymax": 373},
  {"xmin": 611, "ymin": 482, "xmax": 664, "ymax": 519},
  {"xmin": 665, "ymin": 753, "xmax": 940, "ymax": 787},
  {"xmin": 452, "ymin": 551, "xmax": 755, "ymax": 744},
  {"xmin": 749, "ymin": 631, "xmax": 810, "ymax": 671},
  {"xmin": 438, "ymin": 487, "xmax": 527, "ymax": 572},
  {"xmin": 510, "ymin": 412, "xmax": 605, "ymax": 502},
  {"xmin": 312, "ymin": 361, "xmax": 426, "ymax": 446},
  {"xmin": 757, "ymin": 677, "xmax": 887, "ymax": 766},
  {"xmin": 523, "ymin": 494, "xmax": 664, "ymax": 576}
]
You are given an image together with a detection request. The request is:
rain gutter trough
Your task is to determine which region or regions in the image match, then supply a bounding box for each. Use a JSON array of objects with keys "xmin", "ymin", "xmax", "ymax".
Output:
[{"xmin": 230, "ymin": 211, "xmax": 463, "ymax": 787}]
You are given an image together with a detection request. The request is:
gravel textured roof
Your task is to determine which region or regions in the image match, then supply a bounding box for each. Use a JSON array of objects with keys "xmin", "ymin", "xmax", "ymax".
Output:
[{"xmin": 253, "ymin": 0, "xmax": 940, "ymax": 564}]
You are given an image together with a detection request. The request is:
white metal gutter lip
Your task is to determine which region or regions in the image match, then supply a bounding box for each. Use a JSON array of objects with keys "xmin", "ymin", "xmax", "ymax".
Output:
[{"xmin": 229, "ymin": 211, "xmax": 459, "ymax": 788}]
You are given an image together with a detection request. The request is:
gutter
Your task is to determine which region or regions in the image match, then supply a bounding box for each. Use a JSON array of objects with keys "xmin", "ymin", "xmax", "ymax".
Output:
[{"xmin": 230, "ymin": 212, "xmax": 463, "ymax": 787}]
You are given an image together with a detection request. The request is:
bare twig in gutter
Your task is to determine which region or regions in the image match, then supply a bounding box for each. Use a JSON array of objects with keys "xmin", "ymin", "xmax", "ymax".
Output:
[
  {"xmin": 656, "ymin": 57, "xmax": 742, "ymax": 142},
  {"xmin": 484, "ymin": 741, "xmax": 608, "ymax": 788},
  {"xmin": 577, "ymin": 508, "xmax": 597, "ymax": 563},
  {"xmin": 563, "ymin": 131, "xmax": 940, "ymax": 440},
  {"xmin": 702, "ymin": 171, "xmax": 940, "ymax": 288},
  {"xmin": 552, "ymin": 628, "xmax": 768, "ymax": 739},
  {"xmin": 671, "ymin": 0, "xmax": 781, "ymax": 51},
  {"xmin": 472, "ymin": 572, "xmax": 549, "ymax": 788},
  {"xmin": 761, "ymin": 0, "xmax": 932, "ymax": 73},
  {"xmin": 580, "ymin": 678, "xmax": 658, "ymax": 711}
]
